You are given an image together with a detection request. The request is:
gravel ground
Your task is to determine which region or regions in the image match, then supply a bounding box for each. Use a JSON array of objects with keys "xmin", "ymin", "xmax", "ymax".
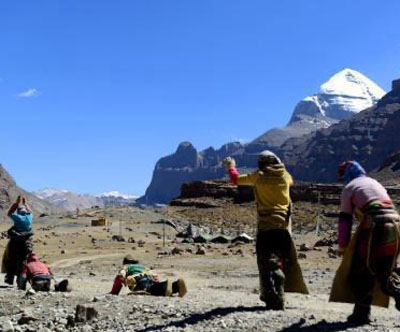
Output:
[{"xmin": 0, "ymin": 206, "xmax": 399, "ymax": 331}]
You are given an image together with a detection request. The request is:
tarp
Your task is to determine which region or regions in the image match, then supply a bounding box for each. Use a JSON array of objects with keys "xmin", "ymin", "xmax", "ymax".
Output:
[
  {"xmin": 211, "ymin": 235, "xmax": 232, "ymax": 244},
  {"xmin": 193, "ymin": 234, "xmax": 213, "ymax": 243},
  {"xmin": 232, "ymin": 233, "xmax": 254, "ymax": 243}
]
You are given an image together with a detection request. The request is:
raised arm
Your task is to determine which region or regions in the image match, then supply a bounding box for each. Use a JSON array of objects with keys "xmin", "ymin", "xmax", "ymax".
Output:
[
  {"xmin": 7, "ymin": 202, "xmax": 19, "ymax": 217},
  {"xmin": 223, "ymin": 156, "xmax": 258, "ymax": 186},
  {"xmin": 223, "ymin": 157, "xmax": 240, "ymax": 185},
  {"xmin": 21, "ymin": 196, "xmax": 32, "ymax": 213},
  {"xmin": 227, "ymin": 166, "xmax": 240, "ymax": 185}
]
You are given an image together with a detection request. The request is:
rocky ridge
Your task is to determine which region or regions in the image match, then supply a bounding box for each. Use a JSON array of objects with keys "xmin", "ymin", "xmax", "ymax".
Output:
[{"xmin": 0, "ymin": 165, "xmax": 62, "ymax": 221}]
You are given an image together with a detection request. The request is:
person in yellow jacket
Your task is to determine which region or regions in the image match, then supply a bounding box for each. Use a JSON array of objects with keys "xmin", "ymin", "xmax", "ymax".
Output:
[{"xmin": 223, "ymin": 151, "xmax": 308, "ymax": 310}]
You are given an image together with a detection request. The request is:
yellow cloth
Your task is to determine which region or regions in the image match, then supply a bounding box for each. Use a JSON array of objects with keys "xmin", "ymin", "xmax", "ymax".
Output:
[
  {"xmin": 329, "ymin": 226, "xmax": 390, "ymax": 308},
  {"xmin": 286, "ymin": 235, "xmax": 309, "ymax": 294},
  {"xmin": 237, "ymin": 164, "xmax": 292, "ymax": 231},
  {"xmin": 125, "ymin": 275, "xmax": 137, "ymax": 291}
]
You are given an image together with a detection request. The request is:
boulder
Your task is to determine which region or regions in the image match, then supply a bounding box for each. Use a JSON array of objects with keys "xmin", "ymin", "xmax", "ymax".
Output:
[{"xmin": 75, "ymin": 305, "xmax": 98, "ymax": 323}]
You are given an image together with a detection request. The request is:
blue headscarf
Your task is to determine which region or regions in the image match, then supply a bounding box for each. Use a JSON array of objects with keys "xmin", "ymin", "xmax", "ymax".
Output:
[{"xmin": 343, "ymin": 161, "xmax": 366, "ymax": 184}]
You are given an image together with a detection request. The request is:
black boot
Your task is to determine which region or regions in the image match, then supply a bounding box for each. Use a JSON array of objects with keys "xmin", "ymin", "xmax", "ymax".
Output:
[
  {"xmin": 386, "ymin": 269, "xmax": 400, "ymax": 311},
  {"xmin": 394, "ymin": 296, "xmax": 400, "ymax": 312},
  {"xmin": 347, "ymin": 304, "xmax": 371, "ymax": 325},
  {"xmin": 4, "ymin": 274, "xmax": 14, "ymax": 286},
  {"xmin": 55, "ymin": 279, "xmax": 69, "ymax": 292},
  {"xmin": 264, "ymin": 293, "xmax": 284, "ymax": 310},
  {"xmin": 264, "ymin": 257, "xmax": 285, "ymax": 310}
]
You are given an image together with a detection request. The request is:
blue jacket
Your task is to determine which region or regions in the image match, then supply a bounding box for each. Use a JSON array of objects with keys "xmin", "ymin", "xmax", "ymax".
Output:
[{"xmin": 10, "ymin": 213, "xmax": 33, "ymax": 232}]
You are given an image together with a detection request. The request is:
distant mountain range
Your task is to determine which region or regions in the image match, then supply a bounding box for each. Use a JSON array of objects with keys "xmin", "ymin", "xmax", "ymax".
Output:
[
  {"xmin": 139, "ymin": 68, "xmax": 387, "ymax": 204},
  {"xmin": 33, "ymin": 189, "xmax": 138, "ymax": 211}
]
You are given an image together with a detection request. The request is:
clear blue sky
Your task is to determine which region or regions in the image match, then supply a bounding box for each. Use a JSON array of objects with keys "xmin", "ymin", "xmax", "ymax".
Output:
[{"xmin": 1, "ymin": 0, "xmax": 399, "ymax": 195}]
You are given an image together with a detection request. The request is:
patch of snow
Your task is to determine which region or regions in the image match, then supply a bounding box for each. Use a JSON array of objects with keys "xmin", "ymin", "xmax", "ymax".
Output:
[
  {"xmin": 96, "ymin": 191, "xmax": 138, "ymax": 200},
  {"xmin": 319, "ymin": 68, "xmax": 385, "ymax": 100},
  {"xmin": 34, "ymin": 188, "xmax": 70, "ymax": 199}
]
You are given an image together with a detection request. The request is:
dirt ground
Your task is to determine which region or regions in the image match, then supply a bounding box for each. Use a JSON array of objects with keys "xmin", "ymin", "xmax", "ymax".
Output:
[{"xmin": 0, "ymin": 204, "xmax": 399, "ymax": 332}]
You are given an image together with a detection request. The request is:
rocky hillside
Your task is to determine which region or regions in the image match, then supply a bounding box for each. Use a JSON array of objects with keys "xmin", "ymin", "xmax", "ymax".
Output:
[
  {"xmin": 283, "ymin": 78, "xmax": 400, "ymax": 182},
  {"xmin": 364, "ymin": 151, "xmax": 400, "ymax": 186},
  {"xmin": 0, "ymin": 164, "xmax": 62, "ymax": 221},
  {"xmin": 139, "ymin": 69, "xmax": 385, "ymax": 204}
]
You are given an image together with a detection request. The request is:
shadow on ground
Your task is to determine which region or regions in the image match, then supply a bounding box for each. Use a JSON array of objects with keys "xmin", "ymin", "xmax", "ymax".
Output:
[
  {"xmin": 277, "ymin": 319, "xmax": 353, "ymax": 332},
  {"xmin": 136, "ymin": 305, "xmax": 266, "ymax": 332},
  {"xmin": 137, "ymin": 306, "xmax": 358, "ymax": 332}
]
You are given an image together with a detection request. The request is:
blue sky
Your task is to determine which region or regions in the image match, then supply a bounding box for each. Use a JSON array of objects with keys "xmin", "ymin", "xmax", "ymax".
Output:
[{"xmin": 1, "ymin": 0, "xmax": 400, "ymax": 195}]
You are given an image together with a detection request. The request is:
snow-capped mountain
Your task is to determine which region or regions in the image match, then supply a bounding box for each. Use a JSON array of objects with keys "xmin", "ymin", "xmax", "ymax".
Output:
[
  {"xmin": 95, "ymin": 191, "xmax": 138, "ymax": 206},
  {"xmin": 289, "ymin": 68, "xmax": 385, "ymax": 124},
  {"xmin": 96, "ymin": 191, "xmax": 138, "ymax": 200},
  {"xmin": 33, "ymin": 189, "xmax": 102, "ymax": 211},
  {"xmin": 33, "ymin": 189, "xmax": 137, "ymax": 211},
  {"xmin": 253, "ymin": 68, "xmax": 385, "ymax": 148},
  {"xmin": 34, "ymin": 188, "xmax": 70, "ymax": 200}
]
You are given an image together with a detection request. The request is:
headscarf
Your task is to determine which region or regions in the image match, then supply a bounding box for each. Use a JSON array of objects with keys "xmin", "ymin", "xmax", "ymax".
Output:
[
  {"xmin": 338, "ymin": 161, "xmax": 366, "ymax": 184},
  {"xmin": 258, "ymin": 150, "xmax": 282, "ymax": 171}
]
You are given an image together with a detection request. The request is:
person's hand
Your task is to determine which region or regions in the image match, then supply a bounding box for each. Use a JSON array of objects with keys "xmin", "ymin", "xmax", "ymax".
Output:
[
  {"xmin": 222, "ymin": 156, "xmax": 236, "ymax": 170},
  {"xmin": 337, "ymin": 246, "xmax": 347, "ymax": 257}
]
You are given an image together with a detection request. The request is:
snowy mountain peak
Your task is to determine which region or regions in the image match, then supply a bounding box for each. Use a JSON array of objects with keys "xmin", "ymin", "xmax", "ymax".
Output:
[
  {"xmin": 290, "ymin": 68, "xmax": 386, "ymax": 124},
  {"xmin": 96, "ymin": 191, "xmax": 137, "ymax": 200},
  {"xmin": 319, "ymin": 68, "xmax": 385, "ymax": 101},
  {"xmin": 34, "ymin": 188, "xmax": 70, "ymax": 200}
]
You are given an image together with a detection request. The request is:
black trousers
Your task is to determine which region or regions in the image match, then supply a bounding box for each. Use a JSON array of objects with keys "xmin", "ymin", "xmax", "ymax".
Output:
[
  {"xmin": 135, "ymin": 275, "xmax": 171, "ymax": 296},
  {"xmin": 5, "ymin": 234, "xmax": 33, "ymax": 283},
  {"xmin": 32, "ymin": 275, "xmax": 51, "ymax": 292},
  {"xmin": 256, "ymin": 229, "xmax": 292, "ymax": 304},
  {"xmin": 349, "ymin": 252, "xmax": 399, "ymax": 307}
]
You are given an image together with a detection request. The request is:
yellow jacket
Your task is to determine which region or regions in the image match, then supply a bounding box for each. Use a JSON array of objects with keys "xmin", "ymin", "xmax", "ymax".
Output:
[
  {"xmin": 237, "ymin": 164, "xmax": 292, "ymax": 213},
  {"xmin": 237, "ymin": 164, "xmax": 292, "ymax": 231}
]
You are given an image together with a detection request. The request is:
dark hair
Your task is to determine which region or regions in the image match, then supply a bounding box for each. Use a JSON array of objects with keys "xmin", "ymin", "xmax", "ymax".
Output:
[{"xmin": 123, "ymin": 256, "xmax": 139, "ymax": 265}]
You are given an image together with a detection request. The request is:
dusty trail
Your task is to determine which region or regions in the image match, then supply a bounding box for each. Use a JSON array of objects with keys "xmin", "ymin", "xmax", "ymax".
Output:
[{"xmin": 51, "ymin": 253, "xmax": 123, "ymax": 268}]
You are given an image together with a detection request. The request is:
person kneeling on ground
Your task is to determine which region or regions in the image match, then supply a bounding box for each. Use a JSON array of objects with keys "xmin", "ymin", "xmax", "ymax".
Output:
[
  {"xmin": 110, "ymin": 256, "xmax": 187, "ymax": 297},
  {"xmin": 18, "ymin": 252, "xmax": 69, "ymax": 292},
  {"xmin": 223, "ymin": 152, "xmax": 308, "ymax": 310}
]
